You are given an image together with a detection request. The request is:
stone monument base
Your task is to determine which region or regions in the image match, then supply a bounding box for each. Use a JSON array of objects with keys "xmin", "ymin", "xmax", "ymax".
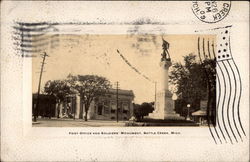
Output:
[
  {"xmin": 148, "ymin": 90, "xmax": 184, "ymax": 120},
  {"xmin": 148, "ymin": 112, "xmax": 185, "ymax": 120}
]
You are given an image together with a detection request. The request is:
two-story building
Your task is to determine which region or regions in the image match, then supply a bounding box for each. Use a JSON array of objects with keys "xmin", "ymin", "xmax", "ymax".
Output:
[
  {"xmin": 35, "ymin": 88, "xmax": 135, "ymax": 120},
  {"xmin": 86, "ymin": 89, "xmax": 134, "ymax": 120}
]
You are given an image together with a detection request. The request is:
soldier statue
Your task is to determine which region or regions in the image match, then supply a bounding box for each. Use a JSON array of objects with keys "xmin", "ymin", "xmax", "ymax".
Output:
[{"xmin": 161, "ymin": 38, "xmax": 171, "ymax": 61}]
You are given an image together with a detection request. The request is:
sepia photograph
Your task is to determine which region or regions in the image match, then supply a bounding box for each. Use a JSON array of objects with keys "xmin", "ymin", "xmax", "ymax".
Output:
[{"xmin": 30, "ymin": 32, "xmax": 216, "ymax": 127}]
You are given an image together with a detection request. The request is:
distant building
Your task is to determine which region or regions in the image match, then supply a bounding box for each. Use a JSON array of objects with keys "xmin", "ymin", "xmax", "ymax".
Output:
[
  {"xmin": 32, "ymin": 94, "xmax": 56, "ymax": 118},
  {"xmin": 192, "ymin": 110, "xmax": 207, "ymax": 125},
  {"xmin": 33, "ymin": 89, "xmax": 134, "ymax": 120},
  {"xmin": 191, "ymin": 100, "xmax": 208, "ymax": 125},
  {"xmin": 86, "ymin": 89, "xmax": 134, "ymax": 120}
]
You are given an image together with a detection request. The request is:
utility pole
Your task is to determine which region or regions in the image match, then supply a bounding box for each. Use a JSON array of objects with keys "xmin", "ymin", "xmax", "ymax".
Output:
[
  {"xmin": 34, "ymin": 52, "xmax": 49, "ymax": 122},
  {"xmin": 116, "ymin": 81, "xmax": 119, "ymax": 122},
  {"xmin": 154, "ymin": 82, "xmax": 157, "ymax": 108}
]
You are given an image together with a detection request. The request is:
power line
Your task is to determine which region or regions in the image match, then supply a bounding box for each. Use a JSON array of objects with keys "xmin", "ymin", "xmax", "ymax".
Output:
[{"xmin": 116, "ymin": 49, "xmax": 155, "ymax": 83}]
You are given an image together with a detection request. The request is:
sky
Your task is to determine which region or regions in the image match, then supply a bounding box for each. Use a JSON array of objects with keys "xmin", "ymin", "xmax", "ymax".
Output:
[{"xmin": 32, "ymin": 34, "xmax": 214, "ymax": 103}]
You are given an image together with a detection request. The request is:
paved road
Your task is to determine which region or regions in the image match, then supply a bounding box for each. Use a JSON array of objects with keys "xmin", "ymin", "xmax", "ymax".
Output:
[{"xmin": 33, "ymin": 118, "xmax": 127, "ymax": 127}]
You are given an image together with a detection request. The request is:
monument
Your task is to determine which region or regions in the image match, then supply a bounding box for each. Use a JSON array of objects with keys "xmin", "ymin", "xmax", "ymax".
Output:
[{"xmin": 148, "ymin": 38, "xmax": 184, "ymax": 120}]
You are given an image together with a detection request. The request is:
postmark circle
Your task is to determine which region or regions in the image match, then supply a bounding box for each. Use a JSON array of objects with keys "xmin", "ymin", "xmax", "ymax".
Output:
[{"xmin": 191, "ymin": 1, "xmax": 231, "ymax": 23}]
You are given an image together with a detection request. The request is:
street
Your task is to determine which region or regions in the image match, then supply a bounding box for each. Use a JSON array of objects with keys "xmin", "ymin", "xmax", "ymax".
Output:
[{"xmin": 33, "ymin": 118, "xmax": 127, "ymax": 127}]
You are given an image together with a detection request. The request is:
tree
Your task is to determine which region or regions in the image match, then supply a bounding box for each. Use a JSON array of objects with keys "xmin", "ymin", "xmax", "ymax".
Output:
[
  {"xmin": 170, "ymin": 54, "xmax": 207, "ymax": 105},
  {"xmin": 44, "ymin": 79, "xmax": 72, "ymax": 118},
  {"xmin": 169, "ymin": 53, "xmax": 216, "ymax": 121},
  {"xmin": 202, "ymin": 58, "xmax": 216, "ymax": 124},
  {"xmin": 67, "ymin": 74, "xmax": 111, "ymax": 121},
  {"xmin": 134, "ymin": 102, "xmax": 154, "ymax": 121}
]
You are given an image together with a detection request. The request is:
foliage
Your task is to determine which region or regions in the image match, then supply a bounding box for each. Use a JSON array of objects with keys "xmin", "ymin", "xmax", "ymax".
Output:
[
  {"xmin": 134, "ymin": 102, "xmax": 154, "ymax": 121},
  {"xmin": 202, "ymin": 57, "xmax": 216, "ymax": 124},
  {"xmin": 44, "ymin": 79, "xmax": 72, "ymax": 102},
  {"xmin": 67, "ymin": 74, "xmax": 111, "ymax": 121},
  {"xmin": 44, "ymin": 79, "xmax": 73, "ymax": 118},
  {"xmin": 170, "ymin": 54, "xmax": 206, "ymax": 102},
  {"xmin": 169, "ymin": 53, "xmax": 216, "ymax": 114}
]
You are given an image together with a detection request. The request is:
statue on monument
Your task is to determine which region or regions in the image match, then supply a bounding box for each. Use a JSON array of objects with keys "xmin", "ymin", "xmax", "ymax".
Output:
[{"xmin": 161, "ymin": 38, "xmax": 171, "ymax": 62}]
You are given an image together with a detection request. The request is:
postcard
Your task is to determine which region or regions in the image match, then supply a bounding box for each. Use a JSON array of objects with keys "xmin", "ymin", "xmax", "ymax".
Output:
[{"xmin": 1, "ymin": 1, "xmax": 249, "ymax": 161}]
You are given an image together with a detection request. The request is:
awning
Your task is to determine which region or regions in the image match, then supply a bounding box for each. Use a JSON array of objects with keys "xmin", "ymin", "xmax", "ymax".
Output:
[{"xmin": 192, "ymin": 110, "xmax": 206, "ymax": 116}]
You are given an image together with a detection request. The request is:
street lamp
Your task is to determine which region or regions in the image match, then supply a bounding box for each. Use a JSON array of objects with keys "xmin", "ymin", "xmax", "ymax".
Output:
[{"xmin": 186, "ymin": 104, "xmax": 191, "ymax": 120}]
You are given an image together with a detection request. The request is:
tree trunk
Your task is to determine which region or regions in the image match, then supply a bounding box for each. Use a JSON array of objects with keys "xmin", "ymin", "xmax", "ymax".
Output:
[
  {"xmin": 84, "ymin": 113, "xmax": 88, "ymax": 121},
  {"xmin": 84, "ymin": 104, "xmax": 89, "ymax": 121}
]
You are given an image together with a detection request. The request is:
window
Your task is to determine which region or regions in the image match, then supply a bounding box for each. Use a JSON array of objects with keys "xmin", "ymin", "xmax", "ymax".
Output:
[
  {"xmin": 111, "ymin": 101, "xmax": 116, "ymax": 110},
  {"xmin": 123, "ymin": 110, "xmax": 128, "ymax": 114},
  {"xmin": 98, "ymin": 105, "xmax": 103, "ymax": 115},
  {"xmin": 123, "ymin": 102, "xmax": 129, "ymax": 110},
  {"xmin": 103, "ymin": 101, "xmax": 109, "ymax": 114},
  {"xmin": 94, "ymin": 106, "xmax": 97, "ymax": 113}
]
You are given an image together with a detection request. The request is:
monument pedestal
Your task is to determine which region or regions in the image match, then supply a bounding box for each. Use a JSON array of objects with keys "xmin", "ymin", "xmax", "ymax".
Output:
[
  {"xmin": 148, "ymin": 90, "xmax": 184, "ymax": 120},
  {"xmin": 147, "ymin": 59, "xmax": 184, "ymax": 120}
]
